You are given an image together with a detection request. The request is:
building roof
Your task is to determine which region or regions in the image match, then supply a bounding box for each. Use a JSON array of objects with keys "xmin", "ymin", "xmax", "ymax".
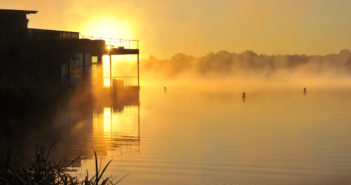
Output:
[{"xmin": 0, "ymin": 9, "xmax": 37, "ymax": 15}]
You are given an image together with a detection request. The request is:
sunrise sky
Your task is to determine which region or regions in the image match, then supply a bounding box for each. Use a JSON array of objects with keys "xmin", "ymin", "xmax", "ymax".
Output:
[{"xmin": 1, "ymin": 0, "xmax": 351, "ymax": 58}]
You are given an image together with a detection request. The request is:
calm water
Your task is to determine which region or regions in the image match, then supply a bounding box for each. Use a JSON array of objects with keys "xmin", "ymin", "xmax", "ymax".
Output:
[{"xmin": 8, "ymin": 82, "xmax": 351, "ymax": 185}]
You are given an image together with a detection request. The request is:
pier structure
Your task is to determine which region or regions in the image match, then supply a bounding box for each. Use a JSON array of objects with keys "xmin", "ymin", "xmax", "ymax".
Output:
[
  {"xmin": 0, "ymin": 9, "xmax": 140, "ymax": 99},
  {"xmin": 83, "ymin": 36, "xmax": 140, "ymax": 88},
  {"xmin": 80, "ymin": 36, "xmax": 140, "ymax": 100}
]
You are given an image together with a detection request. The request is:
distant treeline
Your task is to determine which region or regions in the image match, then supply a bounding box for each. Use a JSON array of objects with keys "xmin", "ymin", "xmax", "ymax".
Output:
[{"xmin": 142, "ymin": 49, "xmax": 351, "ymax": 78}]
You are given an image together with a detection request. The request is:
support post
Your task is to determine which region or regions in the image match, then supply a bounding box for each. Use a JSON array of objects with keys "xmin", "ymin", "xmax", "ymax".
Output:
[
  {"xmin": 137, "ymin": 53, "xmax": 140, "ymax": 87},
  {"xmin": 67, "ymin": 60, "xmax": 70, "ymax": 85},
  {"xmin": 138, "ymin": 105, "xmax": 140, "ymax": 138},
  {"xmin": 109, "ymin": 51, "xmax": 112, "ymax": 88},
  {"xmin": 82, "ymin": 52, "xmax": 86, "ymax": 74},
  {"xmin": 110, "ymin": 107, "xmax": 113, "ymax": 138},
  {"xmin": 97, "ymin": 54, "xmax": 103, "ymax": 88},
  {"xmin": 97, "ymin": 55, "xmax": 102, "ymax": 64}
]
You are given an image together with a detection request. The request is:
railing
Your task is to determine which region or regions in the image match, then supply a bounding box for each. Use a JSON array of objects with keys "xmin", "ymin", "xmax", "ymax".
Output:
[
  {"xmin": 81, "ymin": 35, "xmax": 139, "ymax": 50},
  {"xmin": 28, "ymin": 28, "xmax": 79, "ymax": 40},
  {"xmin": 103, "ymin": 76, "xmax": 138, "ymax": 86}
]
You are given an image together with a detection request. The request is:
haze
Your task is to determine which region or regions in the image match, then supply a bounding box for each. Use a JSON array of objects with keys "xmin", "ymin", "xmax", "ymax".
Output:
[{"xmin": 2, "ymin": 0, "xmax": 351, "ymax": 58}]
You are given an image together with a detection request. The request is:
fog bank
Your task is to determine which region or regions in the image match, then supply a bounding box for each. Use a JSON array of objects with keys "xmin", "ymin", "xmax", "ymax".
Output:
[{"xmin": 142, "ymin": 49, "xmax": 351, "ymax": 80}]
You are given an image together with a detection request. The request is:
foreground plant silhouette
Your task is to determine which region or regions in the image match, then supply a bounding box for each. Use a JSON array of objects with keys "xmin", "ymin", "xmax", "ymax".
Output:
[{"xmin": 0, "ymin": 143, "xmax": 128, "ymax": 185}]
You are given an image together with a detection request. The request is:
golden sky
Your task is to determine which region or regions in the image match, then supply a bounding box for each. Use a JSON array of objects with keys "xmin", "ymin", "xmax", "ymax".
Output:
[{"xmin": 2, "ymin": 0, "xmax": 351, "ymax": 58}]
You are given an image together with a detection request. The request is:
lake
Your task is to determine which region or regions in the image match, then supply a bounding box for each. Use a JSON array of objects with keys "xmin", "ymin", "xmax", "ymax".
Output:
[{"xmin": 7, "ymin": 80, "xmax": 351, "ymax": 185}]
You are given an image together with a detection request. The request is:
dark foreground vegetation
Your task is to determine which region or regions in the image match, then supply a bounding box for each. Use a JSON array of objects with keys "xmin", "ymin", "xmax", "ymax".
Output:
[{"xmin": 0, "ymin": 142, "xmax": 127, "ymax": 185}]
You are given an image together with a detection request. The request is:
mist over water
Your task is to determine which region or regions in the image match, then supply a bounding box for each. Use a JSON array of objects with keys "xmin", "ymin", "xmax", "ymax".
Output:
[
  {"xmin": 142, "ymin": 49, "xmax": 351, "ymax": 80},
  {"xmin": 89, "ymin": 49, "xmax": 351, "ymax": 185},
  {"xmin": 77, "ymin": 81, "xmax": 351, "ymax": 185},
  {"xmin": 5, "ymin": 48, "xmax": 351, "ymax": 185}
]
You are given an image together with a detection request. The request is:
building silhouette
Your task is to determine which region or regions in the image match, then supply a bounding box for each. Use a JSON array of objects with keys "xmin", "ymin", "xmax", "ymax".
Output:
[{"xmin": 0, "ymin": 9, "xmax": 139, "ymax": 119}]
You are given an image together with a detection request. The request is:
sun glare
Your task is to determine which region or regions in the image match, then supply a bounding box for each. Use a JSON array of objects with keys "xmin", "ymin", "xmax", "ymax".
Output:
[{"xmin": 80, "ymin": 16, "xmax": 133, "ymax": 45}]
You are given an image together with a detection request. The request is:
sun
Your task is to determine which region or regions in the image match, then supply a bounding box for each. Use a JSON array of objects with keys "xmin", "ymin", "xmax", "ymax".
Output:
[{"xmin": 79, "ymin": 16, "xmax": 133, "ymax": 45}]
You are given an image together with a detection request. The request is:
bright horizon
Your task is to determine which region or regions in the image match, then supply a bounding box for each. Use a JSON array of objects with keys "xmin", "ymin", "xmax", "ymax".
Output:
[{"xmin": 2, "ymin": 0, "xmax": 351, "ymax": 58}]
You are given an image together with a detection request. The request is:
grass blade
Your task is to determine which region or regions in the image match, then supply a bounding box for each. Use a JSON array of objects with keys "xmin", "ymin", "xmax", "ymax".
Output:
[
  {"xmin": 94, "ymin": 150, "xmax": 99, "ymax": 185},
  {"xmin": 97, "ymin": 160, "xmax": 112, "ymax": 182}
]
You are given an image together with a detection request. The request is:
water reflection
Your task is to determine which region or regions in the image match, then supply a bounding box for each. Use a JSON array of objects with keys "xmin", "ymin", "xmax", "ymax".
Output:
[
  {"xmin": 5, "ymin": 92, "xmax": 141, "ymax": 168},
  {"xmin": 57, "ymin": 97, "xmax": 141, "ymax": 169},
  {"xmin": 92, "ymin": 104, "xmax": 140, "ymax": 158}
]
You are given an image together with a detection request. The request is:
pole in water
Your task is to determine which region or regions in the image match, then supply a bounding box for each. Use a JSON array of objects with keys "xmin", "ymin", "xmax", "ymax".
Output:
[
  {"xmin": 242, "ymin": 92, "xmax": 246, "ymax": 103},
  {"xmin": 303, "ymin": 87, "xmax": 307, "ymax": 96}
]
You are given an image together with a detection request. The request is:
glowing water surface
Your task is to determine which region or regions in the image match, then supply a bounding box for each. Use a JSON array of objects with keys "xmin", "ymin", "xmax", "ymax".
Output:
[
  {"xmin": 7, "ymin": 81, "xmax": 351, "ymax": 185},
  {"xmin": 66, "ymin": 82, "xmax": 351, "ymax": 185}
]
